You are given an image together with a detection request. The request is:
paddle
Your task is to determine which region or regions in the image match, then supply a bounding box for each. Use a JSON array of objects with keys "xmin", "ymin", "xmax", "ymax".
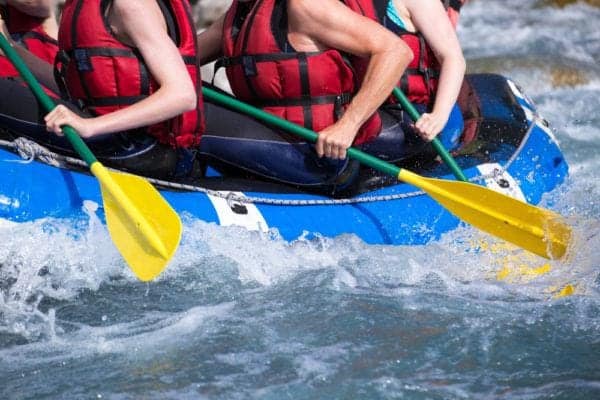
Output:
[
  {"xmin": 202, "ymin": 86, "xmax": 572, "ymax": 260},
  {"xmin": 391, "ymin": 87, "xmax": 468, "ymax": 182},
  {"xmin": 0, "ymin": 33, "xmax": 181, "ymax": 281}
]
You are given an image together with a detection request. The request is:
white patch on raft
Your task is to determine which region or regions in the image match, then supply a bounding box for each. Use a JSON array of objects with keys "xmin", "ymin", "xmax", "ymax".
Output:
[
  {"xmin": 207, "ymin": 191, "xmax": 268, "ymax": 232},
  {"xmin": 477, "ymin": 163, "xmax": 526, "ymax": 202}
]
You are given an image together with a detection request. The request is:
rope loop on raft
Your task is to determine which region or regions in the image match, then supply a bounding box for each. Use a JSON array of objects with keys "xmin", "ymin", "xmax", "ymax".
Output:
[{"xmin": 10, "ymin": 137, "xmax": 67, "ymax": 167}]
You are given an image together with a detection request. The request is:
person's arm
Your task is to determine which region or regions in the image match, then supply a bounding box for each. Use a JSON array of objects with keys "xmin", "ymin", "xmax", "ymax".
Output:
[
  {"xmin": 197, "ymin": 14, "xmax": 225, "ymax": 65},
  {"xmin": 6, "ymin": 0, "xmax": 54, "ymax": 18},
  {"xmin": 404, "ymin": 0, "xmax": 466, "ymax": 141},
  {"xmin": 1, "ymin": 12, "xmax": 59, "ymax": 92},
  {"xmin": 45, "ymin": 0, "xmax": 197, "ymax": 138},
  {"xmin": 288, "ymin": 0, "xmax": 413, "ymax": 160}
]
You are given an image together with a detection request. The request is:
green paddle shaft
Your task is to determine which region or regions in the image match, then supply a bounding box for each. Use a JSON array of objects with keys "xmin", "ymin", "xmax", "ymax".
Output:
[
  {"xmin": 392, "ymin": 87, "xmax": 468, "ymax": 182},
  {"xmin": 0, "ymin": 34, "xmax": 96, "ymax": 166},
  {"xmin": 203, "ymin": 87, "xmax": 400, "ymax": 177}
]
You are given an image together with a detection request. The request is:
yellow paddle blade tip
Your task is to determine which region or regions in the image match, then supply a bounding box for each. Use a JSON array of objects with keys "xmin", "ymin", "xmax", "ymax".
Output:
[
  {"xmin": 554, "ymin": 284, "xmax": 576, "ymax": 298},
  {"xmin": 407, "ymin": 173, "xmax": 574, "ymax": 261},
  {"xmin": 93, "ymin": 165, "xmax": 182, "ymax": 281},
  {"xmin": 540, "ymin": 215, "xmax": 573, "ymax": 260}
]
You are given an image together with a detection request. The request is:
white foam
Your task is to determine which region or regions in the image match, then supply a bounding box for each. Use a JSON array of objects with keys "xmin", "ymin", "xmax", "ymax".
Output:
[{"xmin": 0, "ymin": 217, "xmax": 17, "ymax": 228}]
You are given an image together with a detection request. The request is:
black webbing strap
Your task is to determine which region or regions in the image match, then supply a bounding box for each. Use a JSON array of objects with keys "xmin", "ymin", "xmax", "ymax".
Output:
[
  {"xmin": 215, "ymin": 51, "xmax": 323, "ymax": 72},
  {"xmin": 297, "ymin": 52, "xmax": 312, "ymax": 130},
  {"xmin": 11, "ymin": 31, "xmax": 58, "ymax": 48},
  {"xmin": 54, "ymin": 49, "xmax": 72, "ymax": 100},
  {"xmin": 255, "ymin": 93, "xmax": 351, "ymax": 108},
  {"xmin": 80, "ymin": 95, "xmax": 147, "ymax": 108},
  {"xmin": 404, "ymin": 67, "xmax": 440, "ymax": 79}
]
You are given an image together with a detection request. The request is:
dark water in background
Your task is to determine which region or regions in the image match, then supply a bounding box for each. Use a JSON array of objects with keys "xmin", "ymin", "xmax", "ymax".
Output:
[{"xmin": 1, "ymin": 1, "xmax": 599, "ymax": 398}]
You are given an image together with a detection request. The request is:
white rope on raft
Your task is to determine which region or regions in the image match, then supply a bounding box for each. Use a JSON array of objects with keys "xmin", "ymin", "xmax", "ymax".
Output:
[{"xmin": 0, "ymin": 111, "xmax": 539, "ymax": 206}]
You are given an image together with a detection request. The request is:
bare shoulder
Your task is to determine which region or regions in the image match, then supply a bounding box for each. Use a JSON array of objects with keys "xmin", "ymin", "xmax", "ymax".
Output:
[
  {"xmin": 403, "ymin": 0, "xmax": 445, "ymax": 13},
  {"xmin": 288, "ymin": 0, "xmax": 367, "ymax": 28},
  {"xmin": 110, "ymin": 0, "xmax": 166, "ymax": 38},
  {"xmin": 111, "ymin": 0, "xmax": 163, "ymax": 22},
  {"xmin": 287, "ymin": 0, "xmax": 311, "ymax": 12},
  {"xmin": 288, "ymin": 0, "xmax": 336, "ymax": 19}
]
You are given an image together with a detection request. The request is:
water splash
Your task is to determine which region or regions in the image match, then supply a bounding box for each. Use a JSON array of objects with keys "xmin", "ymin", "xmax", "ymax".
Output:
[{"xmin": 1, "ymin": 1, "xmax": 599, "ymax": 397}]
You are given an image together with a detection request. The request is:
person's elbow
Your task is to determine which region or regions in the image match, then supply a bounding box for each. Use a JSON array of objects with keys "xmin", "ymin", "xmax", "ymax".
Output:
[
  {"xmin": 391, "ymin": 38, "xmax": 414, "ymax": 70},
  {"xmin": 181, "ymin": 91, "xmax": 198, "ymax": 113},
  {"xmin": 438, "ymin": 47, "xmax": 466, "ymax": 76},
  {"xmin": 177, "ymin": 81, "xmax": 198, "ymax": 113}
]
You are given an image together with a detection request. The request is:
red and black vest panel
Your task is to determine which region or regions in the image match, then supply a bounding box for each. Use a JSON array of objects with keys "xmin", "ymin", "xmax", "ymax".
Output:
[
  {"xmin": 221, "ymin": 0, "xmax": 381, "ymax": 145},
  {"xmin": 0, "ymin": 5, "xmax": 58, "ymax": 78},
  {"xmin": 57, "ymin": 0, "xmax": 205, "ymax": 148},
  {"xmin": 343, "ymin": 0, "xmax": 463, "ymax": 106}
]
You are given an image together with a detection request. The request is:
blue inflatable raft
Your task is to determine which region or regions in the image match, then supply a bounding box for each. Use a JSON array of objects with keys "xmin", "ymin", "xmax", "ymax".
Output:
[{"xmin": 0, "ymin": 74, "xmax": 568, "ymax": 245}]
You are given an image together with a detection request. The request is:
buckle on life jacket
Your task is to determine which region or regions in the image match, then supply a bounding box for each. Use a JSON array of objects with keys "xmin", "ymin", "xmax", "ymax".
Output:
[
  {"xmin": 73, "ymin": 48, "xmax": 93, "ymax": 72},
  {"xmin": 334, "ymin": 93, "xmax": 351, "ymax": 120},
  {"xmin": 10, "ymin": 32, "xmax": 25, "ymax": 47},
  {"xmin": 242, "ymin": 55, "xmax": 257, "ymax": 77}
]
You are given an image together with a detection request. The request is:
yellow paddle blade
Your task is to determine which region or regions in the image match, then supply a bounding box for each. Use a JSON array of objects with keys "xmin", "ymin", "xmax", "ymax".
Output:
[
  {"xmin": 91, "ymin": 163, "xmax": 182, "ymax": 281},
  {"xmin": 398, "ymin": 170, "xmax": 571, "ymax": 260}
]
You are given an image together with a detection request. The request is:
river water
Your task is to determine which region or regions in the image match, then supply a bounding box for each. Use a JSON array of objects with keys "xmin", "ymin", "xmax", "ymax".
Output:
[{"xmin": 1, "ymin": 1, "xmax": 599, "ymax": 398}]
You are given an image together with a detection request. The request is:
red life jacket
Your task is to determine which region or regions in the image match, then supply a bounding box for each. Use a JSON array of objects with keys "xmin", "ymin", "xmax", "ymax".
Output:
[
  {"xmin": 343, "ymin": 0, "xmax": 464, "ymax": 106},
  {"xmin": 0, "ymin": 5, "xmax": 58, "ymax": 78},
  {"xmin": 57, "ymin": 0, "xmax": 205, "ymax": 148},
  {"xmin": 221, "ymin": 0, "xmax": 381, "ymax": 145}
]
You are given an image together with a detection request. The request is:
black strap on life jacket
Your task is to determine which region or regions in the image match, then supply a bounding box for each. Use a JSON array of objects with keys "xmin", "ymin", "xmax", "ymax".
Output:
[
  {"xmin": 156, "ymin": 0, "xmax": 180, "ymax": 45},
  {"xmin": 372, "ymin": 0, "xmax": 388, "ymax": 22},
  {"xmin": 11, "ymin": 31, "xmax": 58, "ymax": 49}
]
